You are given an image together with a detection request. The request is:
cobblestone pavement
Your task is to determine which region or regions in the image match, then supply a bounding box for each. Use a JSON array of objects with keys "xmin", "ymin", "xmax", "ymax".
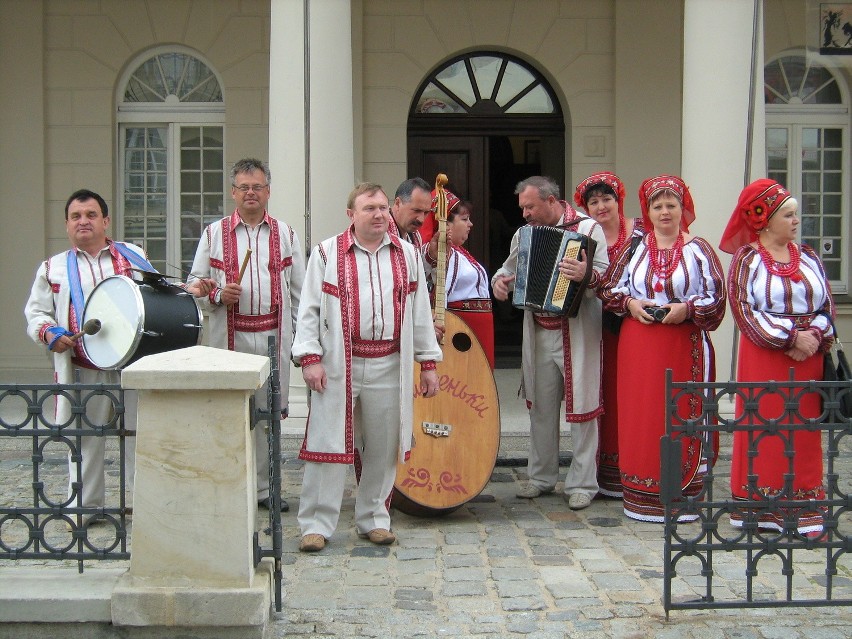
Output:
[
  {"xmin": 2, "ymin": 433, "xmax": 851, "ymax": 637},
  {"xmin": 267, "ymin": 458, "xmax": 852, "ymax": 639}
]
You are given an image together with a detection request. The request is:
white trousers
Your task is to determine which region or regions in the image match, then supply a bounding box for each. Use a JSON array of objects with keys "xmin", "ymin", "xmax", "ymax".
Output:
[
  {"xmin": 58, "ymin": 367, "xmax": 136, "ymax": 509},
  {"xmin": 298, "ymin": 353, "xmax": 401, "ymax": 538},
  {"xmin": 528, "ymin": 326, "xmax": 599, "ymax": 498}
]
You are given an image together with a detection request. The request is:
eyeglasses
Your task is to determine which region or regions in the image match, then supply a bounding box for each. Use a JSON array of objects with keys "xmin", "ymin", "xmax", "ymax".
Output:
[{"xmin": 233, "ymin": 184, "xmax": 269, "ymax": 193}]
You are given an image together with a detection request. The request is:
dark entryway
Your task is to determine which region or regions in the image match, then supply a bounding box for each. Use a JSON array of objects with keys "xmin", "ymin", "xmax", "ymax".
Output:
[{"xmin": 407, "ymin": 52, "xmax": 567, "ymax": 367}]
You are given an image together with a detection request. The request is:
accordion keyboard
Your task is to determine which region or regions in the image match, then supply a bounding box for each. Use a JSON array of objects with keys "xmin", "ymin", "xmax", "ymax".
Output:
[{"xmin": 550, "ymin": 240, "xmax": 582, "ymax": 308}]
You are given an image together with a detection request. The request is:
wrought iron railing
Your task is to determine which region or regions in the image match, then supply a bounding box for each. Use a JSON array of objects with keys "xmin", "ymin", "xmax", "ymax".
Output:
[
  {"xmin": 661, "ymin": 370, "xmax": 851, "ymax": 616},
  {"xmin": 0, "ymin": 380, "xmax": 131, "ymax": 572},
  {"xmin": 253, "ymin": 336, "xmax": 284, "ymax": 612},
  {"xmin": 1, "ymin": 340, "xmax": 284, "ymax": 613}
]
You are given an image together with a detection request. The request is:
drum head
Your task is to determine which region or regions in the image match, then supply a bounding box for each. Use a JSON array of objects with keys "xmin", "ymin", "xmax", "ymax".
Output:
[{"xmin": 81, "ymin": 275, "xmax": 144, "ymax": 370}]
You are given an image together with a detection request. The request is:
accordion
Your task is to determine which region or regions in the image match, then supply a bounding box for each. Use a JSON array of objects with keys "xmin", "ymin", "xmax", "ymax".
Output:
[{"xmin": 512, "ymin": 225, "xmax": 597, "ymax": 317}]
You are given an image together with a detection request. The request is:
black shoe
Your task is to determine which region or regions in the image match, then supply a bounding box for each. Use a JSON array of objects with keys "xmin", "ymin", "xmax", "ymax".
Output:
[{"xmin": 259, "ymin": 497, "xmax": 289, "ymax": 512}]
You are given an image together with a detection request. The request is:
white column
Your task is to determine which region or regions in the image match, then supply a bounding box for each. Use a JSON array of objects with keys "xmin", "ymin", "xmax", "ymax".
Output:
[
  {"xmin": 269, "ymin": 0, "xmax": 356, "ymax": 247},
  {"xmin": 306, "ymin": 0, "xmax": 356, "ymax": 244},
  {"xmin": 269, "ymin": 0, "xmax": 307, "ymax": 235},
  {"xmin": 682, "ymin": 0, "xmax": 764, "ymax": 386},
  {"xmin": 268, "ymin": 0, "xmax": 356, "ymax": 430}
]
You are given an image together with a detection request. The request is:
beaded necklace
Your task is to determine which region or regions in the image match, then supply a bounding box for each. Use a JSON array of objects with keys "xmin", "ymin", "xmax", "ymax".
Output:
[
  {"xmin": 756, "ymin": 237, "xmax": 802, "ymax": 282},
  {"xmin": 647, "ymin": 231, "xmax": 684, "ymax": 293},
  {"xmin": 606, "ymin": 218, "xmax": 628, "ymax": 261}
]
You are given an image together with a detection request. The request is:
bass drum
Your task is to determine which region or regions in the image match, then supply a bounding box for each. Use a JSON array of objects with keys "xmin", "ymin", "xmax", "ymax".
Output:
[{"xmin": 81, "ymin": 275, "xmax": 203, "ymax": 370}]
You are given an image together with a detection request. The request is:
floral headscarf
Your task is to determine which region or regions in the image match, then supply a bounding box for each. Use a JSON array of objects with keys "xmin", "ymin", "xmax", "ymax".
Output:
[{"xmin": 719, "ymin": 179, "xmax": 793, "ymax": 254}]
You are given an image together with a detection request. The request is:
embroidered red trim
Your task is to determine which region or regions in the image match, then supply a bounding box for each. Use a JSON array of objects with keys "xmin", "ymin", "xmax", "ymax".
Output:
[
  {"xmin": 352, "ymin": 338, "xmax": 399, "ymax": 358},
  {"xmin": 234, "ymin": 311, "xmax": 279, "ymax": 332},
  {"xmin": 533, "ymin": 315, "xmax": 563, "ymax": 330},
  {"xmin": 38, "ymin": 325, "xmax": 54, "ymax": 343},
  {"xmin": 448, "ymin": 299, "xmax": 492, "ymax": 312},
  {"xmin": 300, "ymin": 353, "xmax": 321, "ymax": 367},
  {"xmin": 298, "ymin": 449, "xmax": 354, "ymax": 464},
  {"xmin": 322, "ymin": 281, "xmax": 339, "ymax": 297},
  {"xmin": 420, "ymin": 360, "xmax": 437, "ymax": 371}
]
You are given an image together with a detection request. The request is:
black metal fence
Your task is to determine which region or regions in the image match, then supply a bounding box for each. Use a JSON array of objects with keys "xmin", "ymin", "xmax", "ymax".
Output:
[
  {"xmin": 0, "ymin": 379, "xmax": 132, "ymax": 572},
  {"xmin": 254, "ymin": 336, "xmax": 284, "ymax": 612},
  {"xmin": 661, "ymin": 370, "xmax": 851, "ymax": 616},
  {"xmin": 1, "ymin": 339, "xmax": 284, "ymax": 614}
]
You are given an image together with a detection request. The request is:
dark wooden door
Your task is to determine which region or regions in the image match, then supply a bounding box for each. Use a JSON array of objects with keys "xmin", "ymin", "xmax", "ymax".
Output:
[{"xmin": 408, "ymin": 136, "xmax": 489, "ymax": 266}]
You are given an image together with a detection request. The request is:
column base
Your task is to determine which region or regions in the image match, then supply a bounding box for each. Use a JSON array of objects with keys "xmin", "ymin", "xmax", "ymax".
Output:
[{"xmin": 111, "ymin": 562, "xmax": 272, "ymax": 638}]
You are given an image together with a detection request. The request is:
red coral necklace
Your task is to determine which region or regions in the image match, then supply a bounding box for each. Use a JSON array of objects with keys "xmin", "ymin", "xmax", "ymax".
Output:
[
  {"xmin": 756, "ymin": 237, "xmax": 802, "ymax": 282},
  {"xmin": 607, "ymin": 218, "xmax": 628, "ymax": 261},
  {"xmin": 647, "ymin": 231, "xmax": 683, "ymax": 293}
]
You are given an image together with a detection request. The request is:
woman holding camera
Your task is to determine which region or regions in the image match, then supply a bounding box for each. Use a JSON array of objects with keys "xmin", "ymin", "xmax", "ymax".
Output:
[
  {"xmin": 720, "ymin": 179, "xmax": 834, "ymax": 536},
  {"xmin": 599, "ymin": 175, "xmax": 726, "ymax": 522},
  {"xmin": 573, "ymin": 172, "xmax": 644, "ymax": 498}
]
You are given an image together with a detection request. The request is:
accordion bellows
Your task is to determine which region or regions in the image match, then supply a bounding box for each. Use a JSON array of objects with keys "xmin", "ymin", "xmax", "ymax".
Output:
[{"xmin": 512, "ymin": 225, "xmax": 597, "ymax": 317}]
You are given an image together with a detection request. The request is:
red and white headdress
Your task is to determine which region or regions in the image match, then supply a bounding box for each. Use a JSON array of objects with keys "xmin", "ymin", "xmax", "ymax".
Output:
[
  {"xmin": 573, "ymin": 172, "xmax": 625, "ymax": 221},
  {"xmin": 719, "ymin": 179, "xmax": 793, "ymax": 254},
  {"xmin": 422, "ymin": 187, "xmax": 462, "ymax": 243},
  {"xmin": 638, "ymin": 174, "xmax": 695, "ymax": 232}
]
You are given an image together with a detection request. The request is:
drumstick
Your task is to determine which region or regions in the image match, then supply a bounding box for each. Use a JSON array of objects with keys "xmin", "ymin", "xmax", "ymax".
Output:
[
  {"xmin": 70, "ymin": 318, "xmax": 102, "ymax": 341},
  {"xmin": 237, "ymin": 249, "xmax": 252, "ymax": 284}
]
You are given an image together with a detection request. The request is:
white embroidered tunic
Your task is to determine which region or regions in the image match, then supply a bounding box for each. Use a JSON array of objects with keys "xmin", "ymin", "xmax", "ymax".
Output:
[{"xmin": 292, "ymin": 228, "xmax": 442, "ymax": 464}]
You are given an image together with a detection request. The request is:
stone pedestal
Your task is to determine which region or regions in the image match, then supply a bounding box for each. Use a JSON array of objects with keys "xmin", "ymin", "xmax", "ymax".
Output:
[{"xmin": 113, "ymin": 345, "xmax": 271, "ymax": 636}]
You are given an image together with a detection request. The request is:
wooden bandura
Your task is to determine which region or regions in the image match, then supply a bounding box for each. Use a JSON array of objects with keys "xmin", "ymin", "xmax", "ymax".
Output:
[{"xmin": 392, "ymin": 173, "xmax": 501, "ymax": 517}]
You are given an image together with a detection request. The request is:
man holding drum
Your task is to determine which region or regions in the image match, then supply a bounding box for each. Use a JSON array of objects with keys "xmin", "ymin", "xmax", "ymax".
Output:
[
  {"xmin": 187, "ymin": 158, "xmax": 305, "ymax": 513},
  {"xmin": 25, "ymin": 189, "xmax": 152, "ymax": 519},
  {"xmin": 491, "ymin": 176, "xmax": 608, "ymax": 510}
]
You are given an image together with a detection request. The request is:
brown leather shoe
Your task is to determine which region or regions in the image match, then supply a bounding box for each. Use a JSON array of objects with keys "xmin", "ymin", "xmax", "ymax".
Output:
[
  {"xmin": 358, "ymin": 528, "xmax": 396, "ymax": 545},
  {"xmin": 299, "ymin": 533, "xmax": 326, "ymax": 552}
]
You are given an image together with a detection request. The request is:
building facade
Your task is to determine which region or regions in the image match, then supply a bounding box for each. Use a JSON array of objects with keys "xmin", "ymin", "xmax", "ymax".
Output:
[{"xmin": 2, "ymin": 0, "xmax": 850, "ymax": 385}]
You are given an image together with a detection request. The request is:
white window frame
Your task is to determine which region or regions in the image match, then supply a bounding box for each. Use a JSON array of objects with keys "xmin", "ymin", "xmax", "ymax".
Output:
[
  {"xmin": 765, "ymin": 52, "xmax": 850, "ymax": 296},
  {"xmin": 115, "ymin": 46, "xmax": 225, "ymax": 278}
]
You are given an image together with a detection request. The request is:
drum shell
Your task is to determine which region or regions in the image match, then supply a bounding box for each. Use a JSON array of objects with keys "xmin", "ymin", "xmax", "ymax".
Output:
[{"xmin": 81, "ymin": 275, "xmax": 203, "ymax": 370}]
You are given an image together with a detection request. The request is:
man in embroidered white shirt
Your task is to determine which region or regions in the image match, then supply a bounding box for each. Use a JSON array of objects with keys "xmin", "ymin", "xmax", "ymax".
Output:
[
  {"xmin": 25, "ymin": 189, "xmax": 150, "ymax": 517},
  {"xmin": 292, "ymin": 183, "xmax": 441, "ymax": 552},
  {"xmin": 188, "ymin": 158, "xmax": 305, "ymax": 513}
]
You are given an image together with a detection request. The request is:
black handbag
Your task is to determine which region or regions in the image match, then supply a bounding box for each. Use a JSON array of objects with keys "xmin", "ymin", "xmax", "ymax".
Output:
[{"xmin": 823, "ymin": 317, "xmax": 851, "ymax": 418}]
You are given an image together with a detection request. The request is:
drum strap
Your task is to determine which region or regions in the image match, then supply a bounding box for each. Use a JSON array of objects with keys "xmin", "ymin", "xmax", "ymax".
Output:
[
  {"xmin": 113, "ymin": 242, "xmax": 156, "ymax": 272},
  {"xmin": 66, "ymin": 250, "xmax": 85, "ymax": 333}
]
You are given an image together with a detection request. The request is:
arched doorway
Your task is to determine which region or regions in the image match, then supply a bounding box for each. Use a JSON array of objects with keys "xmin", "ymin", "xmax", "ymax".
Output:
[{"xmin": 408, "ymin": 52, "xmax": 566, "ymax": 366}]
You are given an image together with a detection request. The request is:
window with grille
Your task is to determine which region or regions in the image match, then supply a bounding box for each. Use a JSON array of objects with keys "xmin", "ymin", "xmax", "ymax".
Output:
[
  {"xmin": 117, "ymin": 49, "xmax": 225, "ymax": 278},
  {"xmin": 765, "ymin": 53, "xmax": 849, "ymax": 294}
]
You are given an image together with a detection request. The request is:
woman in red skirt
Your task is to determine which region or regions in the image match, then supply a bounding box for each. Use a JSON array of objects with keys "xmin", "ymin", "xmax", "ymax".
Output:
[
  {"xmin": 599, "ymin": 175, "xmax": 726, "ymax": 522},
  {"xmin": 574, "ymin": 172, "xmax": 644, "ymax": 498},
  {"xmin": 719, "ymin": 179, "xmax": 834, "ymax": 536}
]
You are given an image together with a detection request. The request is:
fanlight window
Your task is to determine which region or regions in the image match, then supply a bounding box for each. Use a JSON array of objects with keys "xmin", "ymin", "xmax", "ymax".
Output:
[
  {"xmin": 413, "ymin": 53, "xmax": 559, "ymax": 115},
  {"xmin": 124, "ymin": 52, "xmax": 222, "ymax": 103},
  {"xmin": 764, "ymin": 55, "xmax": 841, "ymax": 105}
]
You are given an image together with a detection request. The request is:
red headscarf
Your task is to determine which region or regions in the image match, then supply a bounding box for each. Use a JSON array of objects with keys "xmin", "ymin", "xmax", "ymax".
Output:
[
  {"xmin": 638, "ymin": 174, "xmax": 695, "ymax": 232},
  {"xmin": 718, "ymin": 179, "xmax": 793, "ymax": 254},
  {"xmin": 573, "ymin": 172, "xmax": 625, "ymax": 221},
  {"xmin": 420, "ymin": 187, "xmax": 462, "ymax": 244}
]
